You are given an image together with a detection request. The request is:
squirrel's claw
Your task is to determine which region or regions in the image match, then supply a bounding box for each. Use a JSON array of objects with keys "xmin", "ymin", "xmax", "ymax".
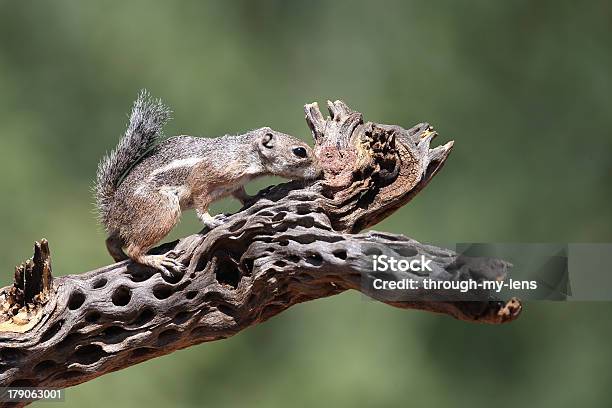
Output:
[
  {"xmin": 132, "ymin": 253, "xmax": 185, "ymax": 280},
  {"xmin": 213, "ymin": 213, "xmax": 231, "ymax": 223},
  {"xmin": 166, "ymin": 249, "xmax": 186, "ymax": 260},
  {"xmin": 160, "ymin": 256, "xmax": 185, "ymax": 277},
  {"xmin": 202, "ymin": 213, "xmax": 231, "ymax": 230}
]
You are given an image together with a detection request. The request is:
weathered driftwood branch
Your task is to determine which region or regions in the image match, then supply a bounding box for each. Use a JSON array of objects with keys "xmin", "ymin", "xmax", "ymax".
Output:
[{"xmin": 0, "ymin": 100, "xmax": 521, "ymax": 402}]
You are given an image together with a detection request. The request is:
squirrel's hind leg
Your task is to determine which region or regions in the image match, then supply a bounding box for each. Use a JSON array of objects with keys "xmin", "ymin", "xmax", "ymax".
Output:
[
  {"xmin": 126, "ymin": 248, "xmax": 185, "ymax": 279},
  {"xmin": 122, "ymin": 191, "xmax": 185, "ymax": 278},
  {"xmin": 124, "ymin": 236, "xmax": 185, "ymax": 279},
  {"xmin": 106, "ymin": 233, "xmax": 128, "ymax": 262}
]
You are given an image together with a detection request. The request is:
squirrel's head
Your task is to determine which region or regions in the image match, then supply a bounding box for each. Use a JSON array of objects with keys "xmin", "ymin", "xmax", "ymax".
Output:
[{"xmin": 254, "ymin": 127, "xmax": 321, "ymax": 180}]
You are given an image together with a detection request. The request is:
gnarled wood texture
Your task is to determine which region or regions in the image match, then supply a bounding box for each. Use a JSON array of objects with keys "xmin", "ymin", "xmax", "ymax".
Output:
[{"xmin": 0, "ymin": 100, "xmax": 521, "ymax": 406}]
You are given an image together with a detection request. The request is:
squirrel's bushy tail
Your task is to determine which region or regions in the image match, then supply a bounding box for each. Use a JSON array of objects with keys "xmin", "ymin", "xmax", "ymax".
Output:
[{"xmin": 95, "ymin": 90, "xmax": 172, "ymax": 226}]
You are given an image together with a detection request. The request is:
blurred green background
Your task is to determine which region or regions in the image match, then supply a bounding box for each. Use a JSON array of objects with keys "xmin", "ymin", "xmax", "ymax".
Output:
[{"xmin": 1, "ymin": 0, "xmax": 611, "ymax": 407}]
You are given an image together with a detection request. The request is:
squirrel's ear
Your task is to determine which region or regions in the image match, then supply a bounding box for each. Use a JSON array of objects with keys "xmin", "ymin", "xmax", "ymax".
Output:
[{"xmin": 261, "ymin": 132, "xmax": 275, "ymax": 149}]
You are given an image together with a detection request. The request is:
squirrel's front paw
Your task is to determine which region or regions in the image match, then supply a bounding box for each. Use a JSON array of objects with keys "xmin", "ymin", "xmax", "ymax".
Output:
[{"xmin": 203, "ymin": 213, "xmax": 231, "ymax": 230}]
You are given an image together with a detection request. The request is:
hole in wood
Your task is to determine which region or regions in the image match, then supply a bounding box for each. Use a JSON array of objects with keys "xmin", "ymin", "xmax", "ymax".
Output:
[
  {"xmin": 85, "ymin": 312, "xmax": 101, "ymax": 323},
  {"xmin": 396, "ymin": 247, "xmax": 418, "ymax": 257},
  {"xmin": 295, "ymin": 204, "xmax": 310, "ymax": 215},
  {"xmin": 73, "ymin": 344, "xmax": 107, "ymax": 365},
  {"xmin": 42, "ymin": 320, "xmax": 64, "ymax": 342},
  {"xmin": 321, "ymin": 189, "xmax": 335, "ymax": 199},
  {"xmin": 34, "ymin": 360, "xmax": 57, "ymax": 372},
  {"xmin": 241, "ymin": 258, "xmax": 254, "ymax": 275},
  {"xmin": 216, "ymin": 262, "xmax": 240, "ymax": 288},
  {"xmin": 161, "ymin": 268, "xmax": 182, "ymax": 284},
  {"xmin": 364, "ymin": 247, "xmax": 383, "ymax": 256},
  {"xmin": 305, "ymin": 253, "xmax": 323, "ymax": 266},
  {"xmin": 202, "ymin": 292, "xmax": 222, "ymax": 302},
  {"xmin": 153, "ymin": 285, "xmax": 173, "ymax": 300},
  {"xmin": 289, "ymin": 234, "xmax": 320, "ymax": 245},
  {"xmin": 272, "ymin": 212, "xmax": 286, "ymax": 222},
  {"xmin": 302, "ymin": 234, "xmax": 344, "ymax": 243},
  {"xmin": 332, "ymin": 249, "xmax": 348, "ymax": 260},
  {"xmin": 112, "ymin": 286, "xmax": 132, "ymax": 306},
  {"xmin": 186, "ymin": 291, "xmax": 198, "ymax": 300},
  {"xmin": 157, "ymin": 329, "xmax": 180, "ymax": 346},
  {"xmin": 128, "ymin": 268, "xmax": 155, "ymax": 283},
  {"xmin": 228, "ymin": 219, "xmax": 246, "ymax": 232},
  {"xmin": 217, "ymin": 304, "xmax": 237, "ymax": 317},
  {"xmin": 369, "ymin": 232, "xmax": 401, "ymax": 242},
  {"xmin": 173, "ymin": 311, "xmax": 190, "ymax": 325},
  {"xmin": 68, "ymin": 291, "xmax": 86, "ymax": 310},
  {"xmin": 58, "ymin": 332, "xmax": 81, "ymax": 349},
  {"xmin": 101, "ymin": 326, "xmax": 128, "ymax": 344},
  {"xmin": 210, "ymin": 251, "xmax": 241, "ymax": 288},
  {"xmin": 132, "ymin": 308, "xmax": 154, "ymax": 326},
  {"xmin": 174, "ymin": 279, "xmax": 192, "ymax": 292},
  {"xmin": 9, "ymin": 379, "xmax": 34, "ymax": 387},
  {"xmin": 296, "ymin": 216, "xmax": 315, "ymax": 228},
  {"xmin": 92, "ymin": 277, "xmax": 108, "ymax": 289},
  {"xmin": 0, "ymin": 348, "xmax": 25, "ymax": 362}
]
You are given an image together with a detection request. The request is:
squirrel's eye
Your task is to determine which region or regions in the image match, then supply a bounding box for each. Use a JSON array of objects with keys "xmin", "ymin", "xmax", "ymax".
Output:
[{"xmin": 292, "ymin": 147, "xmax": 307, "ymax": 158}]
